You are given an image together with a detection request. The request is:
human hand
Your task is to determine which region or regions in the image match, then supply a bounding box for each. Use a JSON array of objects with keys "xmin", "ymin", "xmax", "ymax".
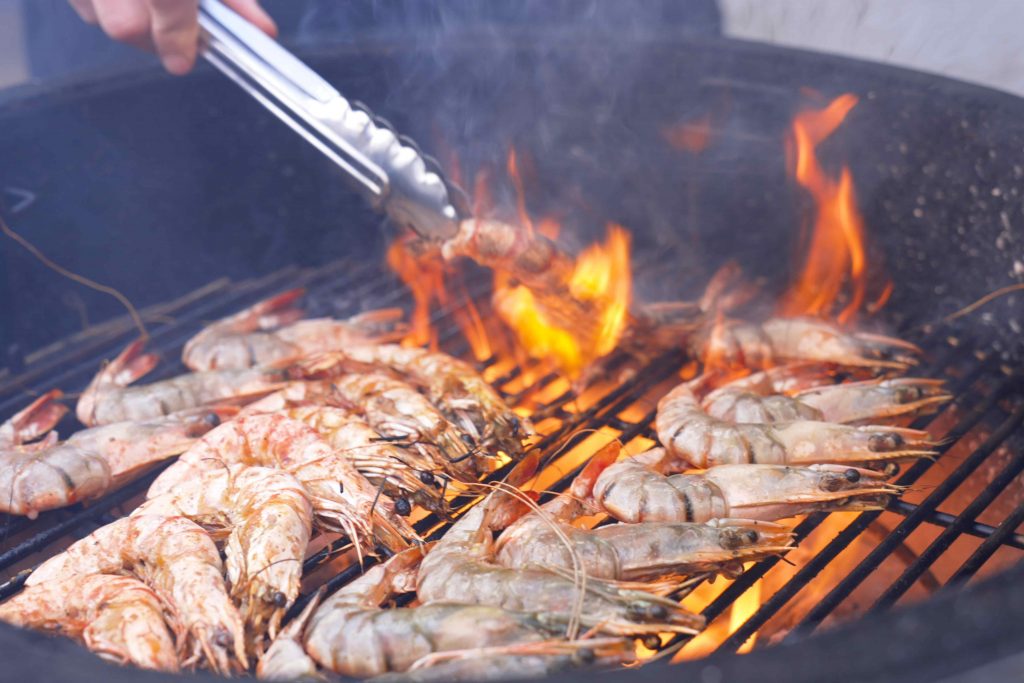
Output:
[{"xmin": 67, "ymin": 0, "xmax": 277, "ymax": 75}]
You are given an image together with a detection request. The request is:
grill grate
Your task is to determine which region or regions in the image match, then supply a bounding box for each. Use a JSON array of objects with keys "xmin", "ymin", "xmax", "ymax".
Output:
[{"xmin": 1, "ymin": 256, "xmax": 1022, "ymax": 665}]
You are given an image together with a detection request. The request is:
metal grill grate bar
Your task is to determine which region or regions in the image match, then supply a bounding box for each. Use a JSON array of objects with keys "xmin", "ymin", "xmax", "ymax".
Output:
[
  {"xmin": 785, "ymin": 385, "xmax": 1024, "ymax": 640},
  {"xmin": 870, "ymin": 427, "xmax": 1024, "ymax": 611},
  {"xmin": 885, "ymin": 499, "xmax": 1024, "ymax": 551},
  {"xmin": 949, "ymin": 499, "xmax": 1024, "ymax": 585}
]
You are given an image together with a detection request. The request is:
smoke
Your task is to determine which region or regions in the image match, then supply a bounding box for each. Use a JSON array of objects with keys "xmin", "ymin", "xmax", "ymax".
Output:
[{"xmin": 282, "ymin": 0, "xmax": 722, "ymax": 254}]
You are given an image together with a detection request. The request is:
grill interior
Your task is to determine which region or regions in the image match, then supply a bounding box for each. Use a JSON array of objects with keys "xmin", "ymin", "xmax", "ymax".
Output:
[{"xmin": 1, "ymin": 253, "xmax": 1021, "ymax": 667}]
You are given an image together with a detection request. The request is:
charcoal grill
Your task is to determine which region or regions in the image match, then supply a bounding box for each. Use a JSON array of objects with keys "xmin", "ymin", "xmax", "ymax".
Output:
[{"xmin": 2, "ymin": 29, "xmax": 1024, "ymax": 683}]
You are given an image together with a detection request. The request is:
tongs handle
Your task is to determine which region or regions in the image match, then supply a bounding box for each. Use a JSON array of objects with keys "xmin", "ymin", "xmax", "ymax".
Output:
[{"xmin": 197, "ymin": 0, "xmax": 465, "ymax": 241}]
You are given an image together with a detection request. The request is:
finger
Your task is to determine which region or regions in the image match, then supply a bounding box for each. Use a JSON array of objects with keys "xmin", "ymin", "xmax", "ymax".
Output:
[
  {"xmin": 223, "ymin": 0, "xmax": 278, "ymax": 37},
  {"xmin": 91, "ymin": 0, "xmax": 153, "ymax": 50},
  {"xmin": 145, "ymin": 0, "xmax": 200, "ymax": 75},
  {"xmin": 68, "ymin": 0, "xmax": 99, "ymax": 24}
]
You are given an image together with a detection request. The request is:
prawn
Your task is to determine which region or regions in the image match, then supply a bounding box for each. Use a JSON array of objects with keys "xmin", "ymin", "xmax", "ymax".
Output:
[
  {"xmin": 494, "ymin": 446, "xmax": 792, "ymax": 581},
  {"xmin": 701, "ymin": 364, "xmax": 950, "ymax": 426},
  {"xmin": 592, "ymin": 448, "xmax": 901, "ymax": 524},
  {"xmin": 296, "ymin": 345, "xmax": 532, "ymax": 458},
  {"xmin": 27, "ymin": 514, "xmax": 247, "ymax": 674},
  {"xmin": 0, "ymin": 574, "xmax": 179, "ymax": 672},
  {"xmin": 694, "ymin": 316, "xmax": 920, "ymax": 370},
  {"xmin": 259, "ymin": 549, "xmax": 630, "ymax": 680},
  {"xmin": 148, "ymin": 413, "xmax": 417, "ymax": 555},
  {"xmin": 441, "ymin": 219, "xmax": 574, "ymax": 297},
  {"xmin": 289, "ymin": 371, "xmax": 481, "ymax": 481},
  {"xmin": 135, "ymin": 464, "xmax": 313, "ymax": 642},
  {"xmin": 278, "ymin": 404, "xmax": 449, "ymax": 517},
  {"xmin": 415, "ymin": 472, "xmax": 704, "ymax": 637},
  {"xmin": 0, "ymin": 391, "xmax": 226, "ymax": 517},
  {"xmin": 656, "ymin": 375, "xmax": 938, "ymax": 468},
  {"xmin": 182, "ymin": 288, "xmax": 406, "ymax": 371},
  {"xmin": 77, "ymin": 339, "xmax": 287, "ymax": 426}
]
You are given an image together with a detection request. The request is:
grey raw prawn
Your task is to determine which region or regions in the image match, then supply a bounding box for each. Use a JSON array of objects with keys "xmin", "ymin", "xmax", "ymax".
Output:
[
  {"xmin": 415, "ymin": 458, "xmax": 704, "ymax": 638},
  {"xmin": 593, "ymin": 448, "xmax": 901, "ymax": 524},
  {"xmin": 258, "ymin": 548, "xmax": 632, "ymax": 680},
  {"xmin": 494, "ymin": 444, "xmax": 793, "ymax": 581},
  {"xmin": 656, "ymin": 374, "xmax": 938, "ymax": 468},
  {"xmin": 702, "ymin": 363, "xmax": 950, "ymax": 426}
]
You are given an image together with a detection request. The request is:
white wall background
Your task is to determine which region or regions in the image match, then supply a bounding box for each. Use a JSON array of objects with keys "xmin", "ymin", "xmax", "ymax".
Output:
[
  {"xmin": 720, "ymin": 0, "xmax": 1024, "ymax": 97},
  {"xmin": 0, "ymin": 1, "xmax": 1022, "ymax": 95}
]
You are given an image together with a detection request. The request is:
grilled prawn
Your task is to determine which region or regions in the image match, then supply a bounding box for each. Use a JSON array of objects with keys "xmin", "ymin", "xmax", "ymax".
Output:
[
  {"xmin": 0, "ymin": 574, "xmax": 179, "ymax": 672},
  {"xmin": 416, "ymin": 482, "xmax": 704, "ymax": 637},
  {"xmin": 656, "ymin": 375, "xmax": 938, "ymax": 468},
  {"xmin": 0, "ymin": 391, "xmax": 225, "ymax": 517},
  {"xmin": 441, "ymin": 219, "xmax": 574, "ymax": 297},
  {"xmin": 494, "ymin": 446, "xmax": 792, "ymax": 580},
  {"xmin": 695, "ymin": 317, "xmax": 920, "ymax": 370},
  {"xmin": 702, "ymin": 364, "xmax": 950, "ymax": 426},
  {"xmin": 182, "ymin": 288, "xmax": 406, "ymax": 371},
  {"xmin": 136, "ymin": 465, "xmax": 313, "ymax": 641},
  {"xmin": 28, "ymin": 515, "xmax": 247, "ymax": 674},
  {"xmin": 258, "ymin": 549, "xmax": 631, "ymax": 680},
  {"xmin": 297, "ymin": 345, "xmax": 532, "ymax": 458},
  {"xmin": 279, "ymin": 404, "xmax": 449, "ymax": 516},
  {"xmin": 593, "ymin": 448, "xmax": 900, "ymax": 524},
  {"xmin": 290, "ymin": 371, "xmax": 482, "ymax": 480},
  {"xmin": 77, "ymin": 339, "xmax": 287, "ymax": 426},
  {"xmin": 148, "ymin": 413, "xmax": 416, "ymax": 554},
  {"xmin": 0, "ymin": 389, "xmax": 67, "ymax": 447}
]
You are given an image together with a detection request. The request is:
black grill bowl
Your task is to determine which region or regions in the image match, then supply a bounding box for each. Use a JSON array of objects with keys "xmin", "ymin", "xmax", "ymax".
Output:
[{"xmin": 1, "ymin": 33, "xmax": 1023, "ymax": 683}]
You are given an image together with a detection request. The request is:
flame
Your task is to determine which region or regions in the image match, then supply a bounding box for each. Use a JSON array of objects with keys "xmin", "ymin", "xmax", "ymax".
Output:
[
  {"xmin": 729, "ymin": 573, "xmax": 761, "ymax": 654},
  {"xmin": 568, "ymin": 224, "xmax": 632, "ymax": 357},
  {"xmin": 779, "ymin": 93, "xmax": 886, "ymax": 324},
  {"xmin": 507, "ymin": 147, "xmax": 535, "ymax": 237},
  {"xmin": 663, "ymin": 113, "xmax": 714, "ymax": 154},
  {"xmin": 387, "ymin": 237, "xmax": 445, "ymax": 349},
  {"xmin": 494, "ymin": 285, "xmax": 583, "ymax": 375},
  {"xmin": 495, "ymin": 223, "xmax": 633, "ymax": 378},
  {"xmin": 449, "ymin": 272, "xmax": 493, "ymax": 361}
]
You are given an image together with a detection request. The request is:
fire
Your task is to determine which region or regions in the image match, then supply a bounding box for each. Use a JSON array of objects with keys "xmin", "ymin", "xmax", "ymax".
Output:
[
  {"xmin": 388, "ymin": 145, "xmax": 635, "ymax": 380},
  {"xmin": 663, "ymin": 113, "xmax": 714, "ymax": 154},
  {"xmin": 495, "ymin": 223, "xmax": 633, "ymax": 378},
  {"xmin": 507, "ymin": 147, "xmax": 535, "ymax": 237},
  {"xmin": 729, "ymin": 574, "xmax": 762, "ymax": 654},
  {"xmin": 779, "ymin": 93, "xmax": 885, "ymax": 324},
  {"xmin": 386, "ymin": 237, "xmax": 445, "ymax": 349}
]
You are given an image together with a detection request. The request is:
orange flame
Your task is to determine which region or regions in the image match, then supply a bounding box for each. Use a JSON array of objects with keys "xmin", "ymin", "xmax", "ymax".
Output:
[
  {"xmin": 663, "ymin": 113, "xmax": 714, "ymax": 154},
  {"xmin": 779, "ymin": 94, "xmax": 883, "ymax": 325},
  {"xmin": 387, "ymin": 147, "xmax": 634, "ymax": 379},
  {"xmin": 507, "ymin": 147, "xmax": 535, "ymax": 237},
  {"xmin": 387, "ymin": 237, "xmax": 444, "ymax": 349},
  {"xmin": 495, "ymin": 223, "xmax": 633, "ymax": 378}
]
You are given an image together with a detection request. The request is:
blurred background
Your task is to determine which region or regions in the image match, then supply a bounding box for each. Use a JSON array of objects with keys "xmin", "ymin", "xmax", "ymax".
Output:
[{"xmin": 2, "ymin": 0, "xmax": 1024, "ymax": 95}]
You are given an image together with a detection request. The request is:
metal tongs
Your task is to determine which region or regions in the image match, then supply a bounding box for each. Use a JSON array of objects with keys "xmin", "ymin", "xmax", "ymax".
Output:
[{"xmin": 197, "ymin": 0, "xmax": 467, "ymax": 241}]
